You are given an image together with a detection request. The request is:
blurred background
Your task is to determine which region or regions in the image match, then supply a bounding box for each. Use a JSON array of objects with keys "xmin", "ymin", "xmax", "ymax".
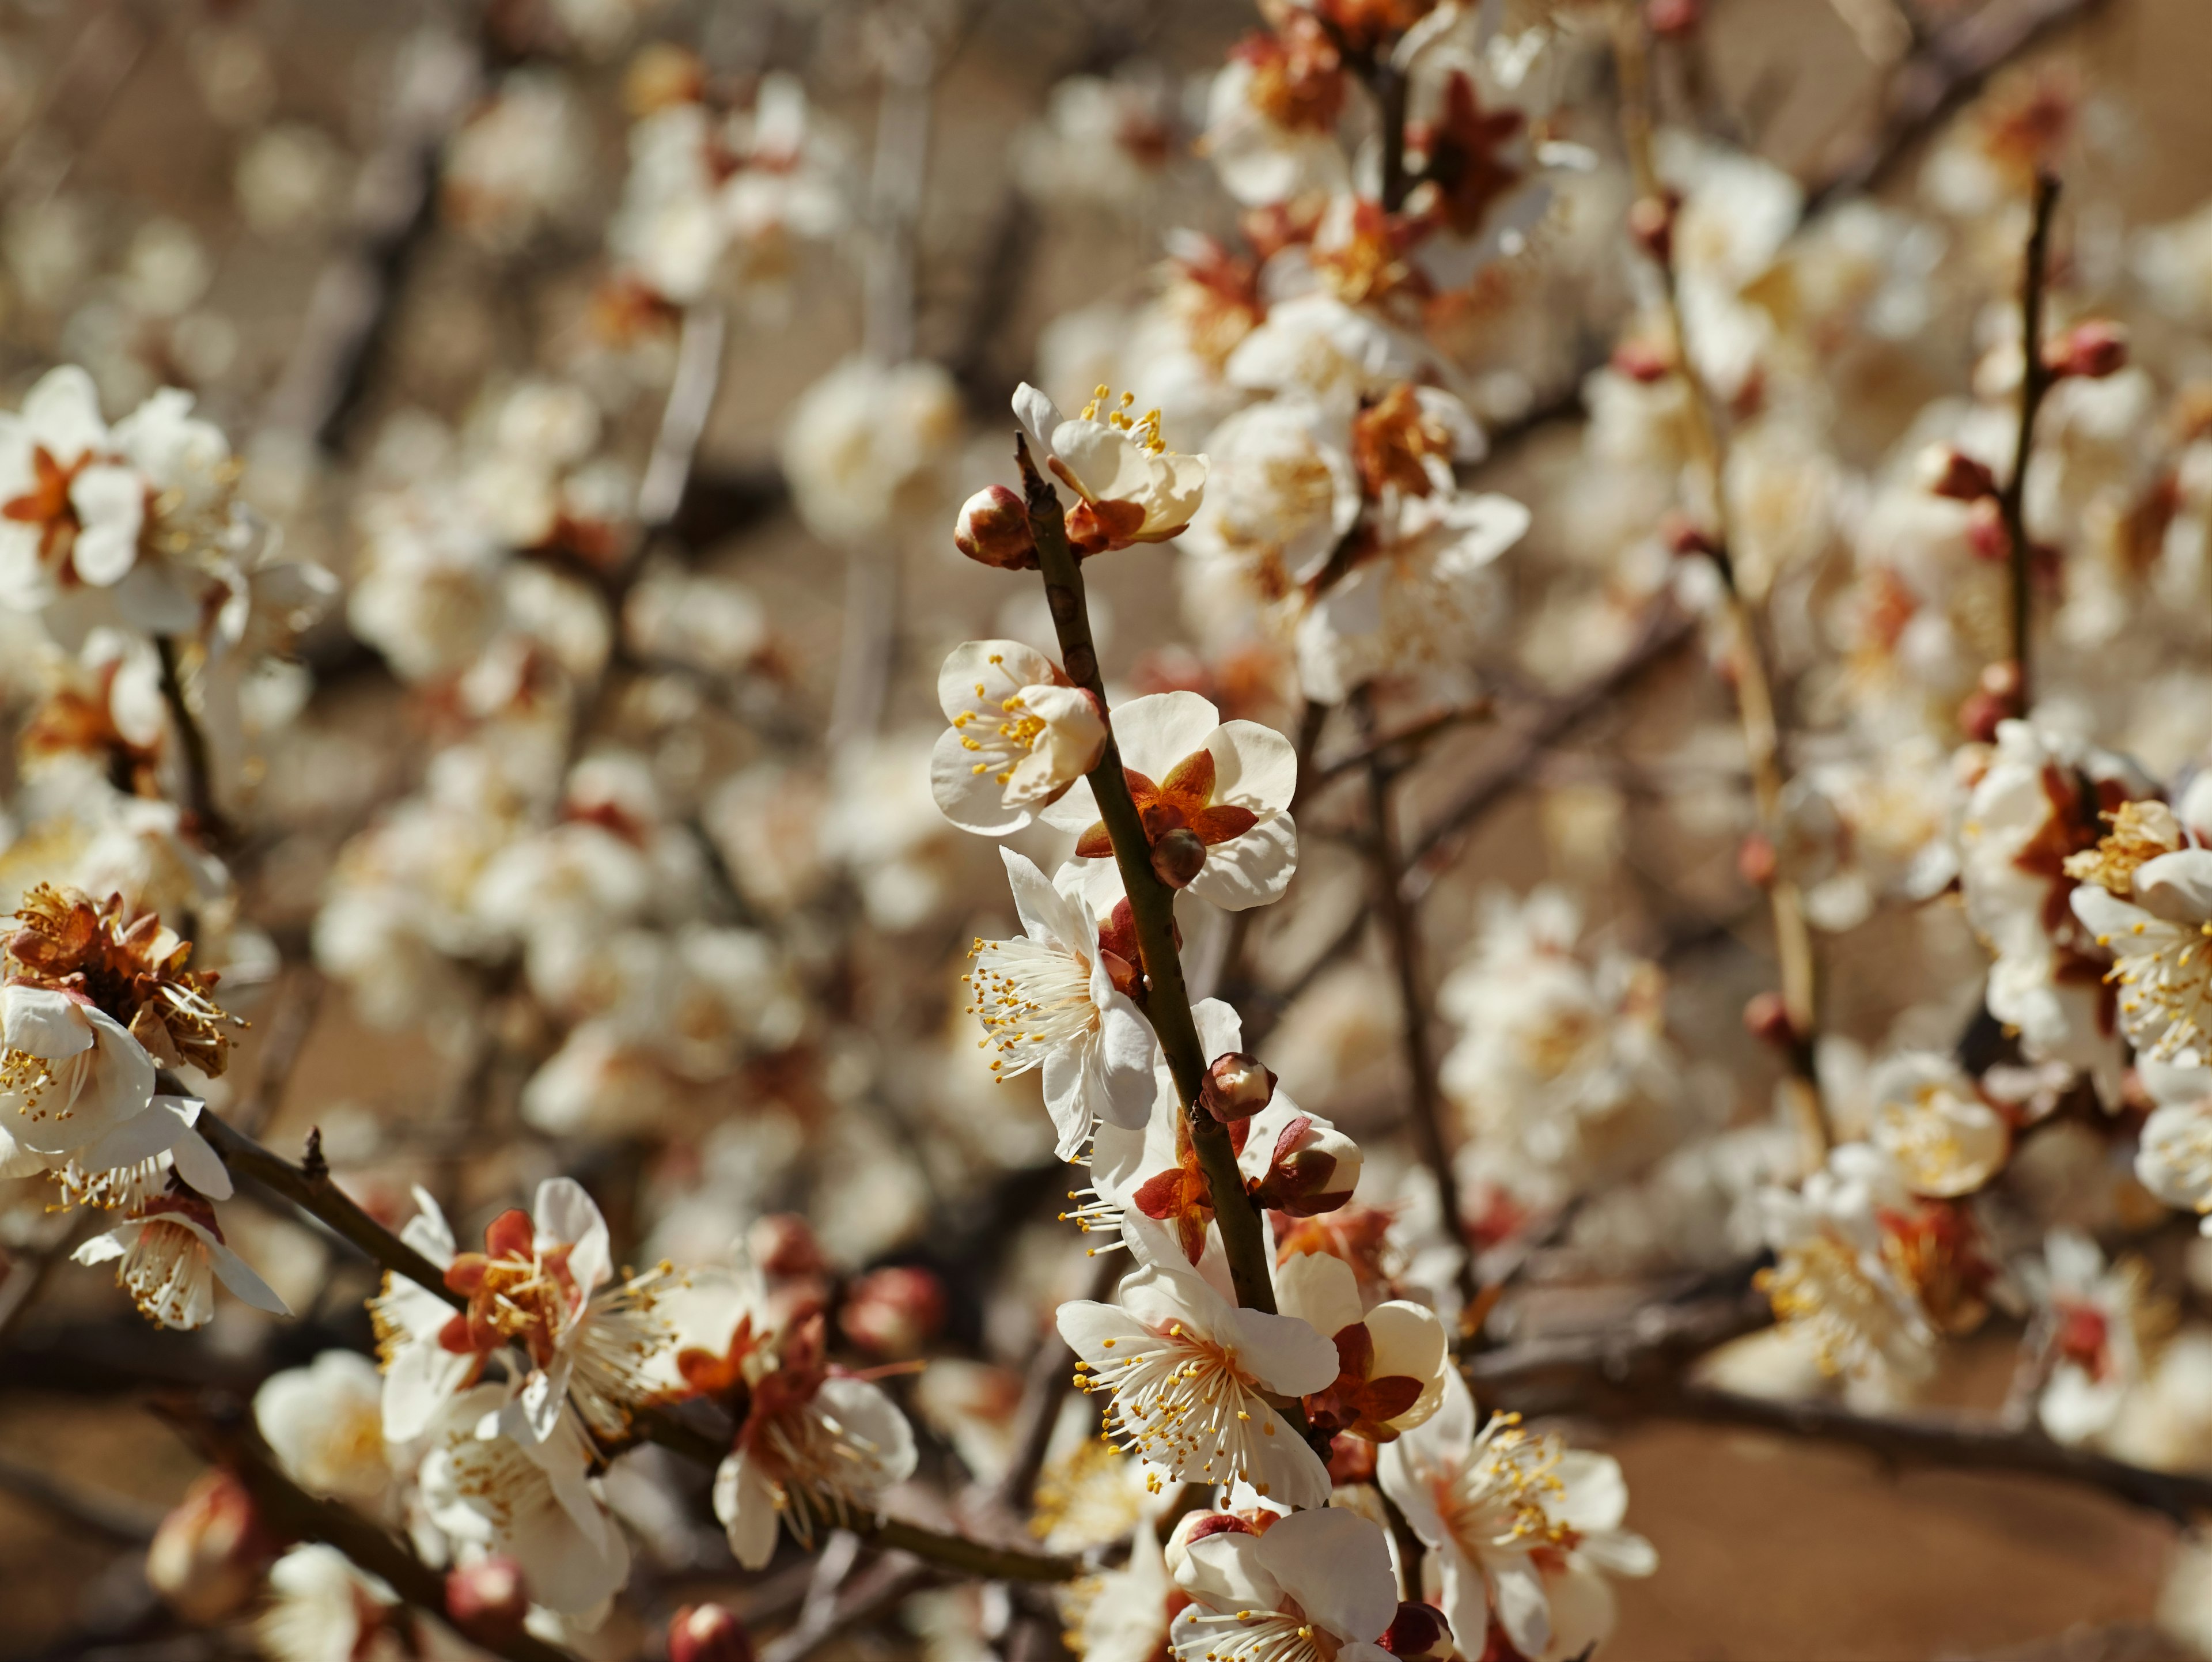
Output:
[{"xmin": 3, "ymin": 0, "xmax": 2212, "ymax": 1657}]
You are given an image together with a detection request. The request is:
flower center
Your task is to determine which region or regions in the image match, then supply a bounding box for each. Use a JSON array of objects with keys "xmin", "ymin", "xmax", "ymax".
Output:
[
  {"xmin": 964, "ymin": 936, "xmax": 1098, "ymax": 1080},
  {"xmin": 1075, "ymin": 1320, "xmax": 1289, "ymax": 1496}
]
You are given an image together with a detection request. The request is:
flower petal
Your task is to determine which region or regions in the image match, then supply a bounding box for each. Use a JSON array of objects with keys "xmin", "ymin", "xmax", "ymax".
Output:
[
  {"xmin": 1253, "ymin": 1508, "xmax": 1396, "ymax": 1642},
  {"xmin": 534, "ymin": 1177, "xmax": 611, "ymax": 1294},
  {"xmin": 70, "ymin": 1093, "xmax": 202, "ymax": 1174},
  {"xmin": 68, "ymin": 465, "xmax": 145, "ymax": 586},
  {"xmin": 1097, "ymin": 996, "xmax": 1160, "ymax": 1130},
  {"xmin": 1013, "ymin": 383, "xmax": 1063, "ymax": 463},
  {"xmin": 1001, "ymin": 846, "xmax": 1086, "ymax": 949},
  {"xmin": 1206, "ymin": 721, "xmax": 1297, "ymax": 813},
  {"xmin": 714, "ymin": 1449, "xmax": 783, "ymax": 1569},
  {"xmin": 208, "ymin": 1237, "xmax": 293, "ymax": 1315},
  {"xmin": 931, "ymin": 725, "xmax": 1031, "ymax": 834},
  {"xmin": 2, "ymin": 986, "xmax": 94, "ymax": 1059},
  {"xmin": 1223, "ymin": 1303, "xmax": 1339, "ymax": 1396},
  {"xmin": 1185, "ymin": 811, "xmax": 1297, "ymax": 911},
  {"xmin": 1109, "ymin": 691, "xmax": 1221, "ymax": 782},
  {"xmin": 1274, "ymin": 1248, "xmax": 1363, "ymax": 1341}
]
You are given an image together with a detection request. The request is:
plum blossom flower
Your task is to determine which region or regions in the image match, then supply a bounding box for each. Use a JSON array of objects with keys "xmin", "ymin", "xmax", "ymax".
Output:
[
  {"xmin": 1015, "ymin": 382, "xmax": 1209, "ymax": 555},
  {"xmin": 0, "ymin": 986, "xmax": 156, "ymax": 1168},
  {"xmin": 1167, "ymin": 1506, "xmax": 1399, "ymax": 1662},
  {"xmin": 1866, "ymin": 1051, "xmax": 2010, "ymax": 1198},
  {"xmin": 73, "ymin": 1191, "xmax": 289, "ymax": 1330},
  {"xmin": 417, "ymin": 1384, "xmax": 630, "ymax": 1616},
  {"xmin": 1058, "ymin": 1232, "xmax": 1339, "ymax": 1508},
  {"xmin": 696, "ymin": 1310, "xmax": 919, "ymax": 1569},
  {"xmin": 253, "ymin": 1351, "xmax": 393, "ymax": 1515},
  {"xmin": 2073, "ymin": 842, "xmax": 2212, "ymax": 1067},
  {"xmin": 1756, "ymin": 1143, "xmax": 1936, "ymax": 1380},
  {"xmin": 254, "ymin": 1544, "xmax": 471, "ymax": 1662},
  {"xmin": 1178, "ymin": 396, "xmax": 1361, "ymax": 590},
  {"xmin": 373, "ymin": 1179, "xmax": 684, "ymax": 1448},
  {"xmin": 1197, "ymin": 13, "xmax": 1350, "ymax": 208},
  {"xmin": 2025, "ymin": 1228, "xmax": 2165, "ymax": 1447},
  {"xmin": 1275, "ymin": 1247, "xmax": 1448, "ymax": 1444},
  {"xmin": 1380, "ymin": 1369, "xmax": 1656, "ymax": 1662},
  {"xmin": 2136, "ymin": 1063, "xmax": 2212, "ymax": 1232},
  {"xmin": 1042, "ymin": 690, "xmax": 1298, "ymax": 912},
  {"xmin": 964, "ymin": 847, "xmax": 1156, "ymax": 1160},
  {"xmin": 929, "ymin": 641, "xmax": 1106, "ymax": 835}
]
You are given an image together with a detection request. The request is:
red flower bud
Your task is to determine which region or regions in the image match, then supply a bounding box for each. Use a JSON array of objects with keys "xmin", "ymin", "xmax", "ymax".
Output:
[
  {"xmin": 2046, "ymin": 319, "xmax": 2127, "ymax": 380},
  {"xmin": 146, "ymin": 1470, "xmax": 272, "ymax": 1626},
  {"xmin": 1326, "ymin": 1432, "xmax": 1377, "ymax": 1485},
  {"xmin": 1647, "ymin": 0, "xmax": 1702, "ymax": 33},
  {"xmin": 1664, "ymin": 513, "xmax": 1718, "ymax": 560},
  {"xmin": 838, "ymin": 1265, "xmax": 948, "ymax": 1357},
  {"xmin": 1743, "ymin": 990, "xmax": 1801, "ymax": 1050},
  {"xmin": 1964, "ymin": 497, "xmax": 2010, "ymax": 562},
  {"xmin": 954, "ymin": 485, "xmax": 1038, "ymax": 570},
  {"xmin": 749, "ymin": 1213, "xmax": 828, "ymax": 1279},
  {"xmin": 446, "ymin": 1557, "xmax": 529, "ymax": 1644},
  {"xmin": 1737, "ymin": 831, "xmax": 1777, "ymax": 889},
  {"xmin": 1150, "ymin": 827, "xmax": 1209, "ymax": 889},
  {"xmin": 1628, "ymin": 193, "xmax": 1676, "ymax": 265},
  {"xmin": 670, "ymin": 1604, "xmax": 755, "ymax": 1662},
  {"xmin": 1202, "ymin": 1052, "xmax": 1277, "ymax": 1123},
  {"xmin": 1919, "ymin": 445, "xmax": 1998, "ymax": 502},
  {"xmin": 1612, "ymin": 340, "xmax": 1673, "ymax": 384},
  {"xmin": 1379, "ymin": 1602, "xmax": 1455, "ymax": 1660}
]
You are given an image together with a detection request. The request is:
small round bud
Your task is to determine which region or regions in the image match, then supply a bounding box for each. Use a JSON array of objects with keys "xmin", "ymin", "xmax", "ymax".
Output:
[
  {"xmin": 1202, "ymin": 1052, "xmax": 1277, "ymax": 1123},
  {"xmin": 1743, "ymin": 990, "xmax": 1802, "ymax": 1050},
  {"xmin": 1326, "ymin": 1433, "xmax": 1377, "ymax": 1485},
  {"xmin": 1957, "ymin": 659, "xmax": 2023, "ymax": 743},
  {"xmin": 2046, "ymin": 320, "xmax": 2128, "ymax": 380},
  {"xmin": 1628, "ymin": 193, "xmax": 1676, "ymax": 264},
  {"xmin": 1964, "ymin": 497, "xmax": 2010, "ymax": 562},
  {"xmin": 146, "ymin": 1470, "xmax": 270, "ymax": 1626},
  {"xmin": 446, "ymin": 1557, "xmax": 529, "ymax": 1644},
  {"xmin": 1664, "ymin": 513, "xmax": 1718, "ymax": 560},
  {"xmin": 670, "ymin": 1604, "xmax": 756, "ymax": 1662},
  {"xmin": 1611, "ymin": 340, "xmax": 1673, "ymax": 384},
  {"xmin": 954, "ymin": 485, "xmax": 1039, "ymax": 570},
  {"xmin": 1378, "ymin": 1602, "xmax": 1455, "ymax": 1660},
  {"xmin": 1150, "ymin": 827, "xmax": 1209, "ymax": 889},
  {"xmin": 838, "ymin": 1265, "xmax": 948, "ymax": 1357},
  {"xmin": 1737, "ymin": 831, "xmax": 1777, "ymax": 889},
  {"xmin": 1918, "ymin": 445, "xmax": 1998, "ymax": 502},
  {"xmin": 749, "ymin": 1213, "xmax": 827, "ymax": 1279}
]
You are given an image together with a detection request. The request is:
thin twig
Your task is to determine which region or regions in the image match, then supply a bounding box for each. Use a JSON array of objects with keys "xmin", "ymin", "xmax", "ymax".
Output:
[
  {"xmin": 1016, "ymin": 437, "xmax": 1282, "ymax": 1323},
  {"xmin": 156, "ymin": 1396, "xmax": 582, "ymax": 1662},
  {"xmin": 2001, "ymin": 171, "xmax": 2061, "ymax": 709},
  {"xmin": 637, "ymin": 304, "xmax": 730, "ymax": 531},
  {"xmin": 153, "ymin": 635, "xmax": 230, "ymax": 845},
  {"xmin": 1355, "ymin": 690, "xmax": 1480, "ymax": 1326},
  {"xmin": 1315, "ymin": 701, "xmax": 1494, "ymax": 790},
  {"xmin": 1613, "ymin": 6, "xmax": 1826, "ymax": 1165},
  {"xmin": 0, "ymin": 1451, "xmax": 163, "ymax": 1544}
]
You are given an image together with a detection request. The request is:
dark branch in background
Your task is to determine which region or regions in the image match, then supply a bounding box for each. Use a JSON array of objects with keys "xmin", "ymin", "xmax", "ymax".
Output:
[
  {"xmin": 1804, "ymin": 0, "xmax": 2108, "ymax": 212},
  {"xmin": 195, "ymin": 1114, "xmax": 1084, "ymax": 1584},
  {"xmin": 1355, "ymin": 690, "xmax": 1480, "ymax": 1325},
  {"xmin": 256, "ymin": 25, "xmax": 481, "ymax": 450},
  {"xmin": 0, "ymin": 1450, "xmax": 163, "ymax": 1544},
  {"xmin": 2001, "ymin": 171, "xmax": 2061, "ymax": 708},
  {"xmin": 157, "ymin": 1396, "xmax": 582, "ymax": 1662},
  {"xmin": 154, "ymin": 634, "xmax": 230, "ymax": 846},
  {"xmin": 1017, "ymin": 437, "xmax": 1285, "ymax": 1320},
  {"xmin": 996, "ymin": 1251, "xmax": 1118, "ymax": 1514}
]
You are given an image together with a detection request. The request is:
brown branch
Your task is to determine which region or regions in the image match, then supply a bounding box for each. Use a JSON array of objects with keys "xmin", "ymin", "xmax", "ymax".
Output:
[
  {"xmin": 760, "ymin": 1555, "xmax": 930, "ymax": 1662},
  {"xmin": 0, "ymin": 1451, "xmax": 163, "ymax": 1544},
  {"xmin": 1355, "ymin": 690, "xmax": 1480, "ymax": 1327},
  {"xmin": 156, "ymin": 1396, "xmax": 582, "ymax": 1662},
  {"xmin": 195, "ymin": 1116, "xmax": 1084, "ymax": 1584},
  {"xmin": 257, "ymin": 26, "xmax": 481, "ymax": 448},
  {"xmin": 1313, "ymin": 702, "xmax": 1493, "ymax": 791},
  {"xmin": 1017, "ymin": 436, "xmax": 1283, "ymax": 1322},
  {"xmin": 1613, "ymin": 5, "xmax": 1826, "ymax": 1164},
  {"xmin": 2001, "ymin": 171, "xmax": 2061, "ymax": 709},
  {"xmin": 153, "ymin": 635, "xmax": 232, "ymax": 847},
  {"xmin": 1804, "ymin": 0, "xmax": 2109, "ymax": 213}
]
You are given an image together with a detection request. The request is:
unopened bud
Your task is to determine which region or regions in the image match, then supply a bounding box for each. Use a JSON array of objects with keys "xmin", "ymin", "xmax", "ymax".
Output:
[
  {"xmin": 749, "ymin": 1213, "xmax": 827, "ymax": 1279},
  {"xmin": 1378, "ymin": 1602, "xmax": 1455, "ymax": 1660},
  {"xmin": 1612, "ymin": 340, "xmax": 1672, "ymax": 383},
  {"xmin": 1964, "ymin": 497, "xmax": 2010, "ymax": 562},
  {"xmin": 1958, "ymin": 658, "xmax": 2023, "ymax": 742},
  {"xmin": 146, "ymin": 1470, "xmax": 270, "ymax": 1626},
  {"xmin": 1202, "ymin": 1052, "xmax": 1277, "ymax": 1123},
  {"xmin": 1647, "ymin": 0, "xmax": 1702, "ymax": 32},
  {"xmin": 1664, "ymin": 513, "xmax": 1718, "ymax": 560},
  {"xmin": 1628, "ymin": 193, "xmax": 1676, "ymax": 264},
  {"xmin": 1251, "ymin": 1116, "xmax": 1362, "ymax": 1217},
  {"xmin": 1737, "ymin": 831, "xmax": 1777, "ymax": 888},
  {"xmin": 954, "ymin": 485, "xmax": 1038, "ymax": 570},
  {"xmin": 1151, "ymin": 827, "xmax": 1209, "ymax": 889},
  {"xmin": 2046, "ymin": 319, "xmax": 2128, "ymax": 380},
  {"xmin": 838, "ymin": 1265, "xmax": 948, "ymax": 1357},
  {"xmin": 1326, "ymin": 1432, "xmax": 1377, "ymax": 1485},
  {"xmin": 670, "ymin": 1604, "xmax": 755, "ymax": 1662},
  {"xmin": 1743, "ymin": 990, "xmax": 1802, "ymax": 1050},
  {"xmin": 446, "ymin": 1557, "xmax": 529, "ymax": 1645},
  {"xmin": 1919, "ymin": 445, "xmax": 1998, "ymax": 502}
]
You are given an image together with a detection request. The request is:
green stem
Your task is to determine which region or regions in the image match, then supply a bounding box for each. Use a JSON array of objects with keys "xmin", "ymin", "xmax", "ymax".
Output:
[{"xmin": 1016, "ymin": 438, "xmax": 1281, "ymax": 1318}]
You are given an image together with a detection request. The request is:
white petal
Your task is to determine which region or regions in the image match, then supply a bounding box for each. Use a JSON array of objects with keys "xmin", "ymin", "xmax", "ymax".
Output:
[
  {"xmin": 1185, "ymin": 811, "xmax": 1297, "ymax": 911},
  {"xmin": 1001, "ymin": 846, "xmax": 1086, "ymax": 949},
  {"xmin": 1013, "ymin": 383, "xmax": 1063, "ymax": 461},
  {"xmin": 1491, "ymin": 1554, "xmax": 1552, "ymax": 1657},
  {"xmin": 169, "ymin": 1125, "xmax": 232, "ymax": 1201},
  {"xmin": 73, "ymin": 1229, "xmax": 127, "ymax": 1266},
  {"xmin": 937, "ymin": 639, "xmax": 1056, "ymax": 723},
  {"xmin": 1222, "ymin": 1304, "xmax": 1339, "ymax": 1396},
  {"xmin": 535, "ymin": 1177, "xmax": 611, "ymax": 1293},
  {"xmin": 1177, "ymin": 1528, "xmax": 1281, "ymax": 1611},
  {"xmin": 931, "ymin": 725, "xmax": 1032, "ymax": 834},
  {"xmin": 1110, "ymin": 691, "xmax": 1222, "ymax": 782},
  {"xmin": 1253, "ymin": 1508, "xmax": 1397, "ymax": 1642},
  {"xmin": 1364, "ymin": 1300, "xmax": 1449, "ymax": 1428},
  {"xmin": 1189, "ymin": 998, "xmax": 1244, "ymax": 1063},
  {"xmin": 1056, "ymin": 1297, "xmax": 1150, "ymax": 1364},
  {"xmin": 70, "ymin": 1093, "xmax": 201, "ymax": 1173},
  {"xmin": 2, "ymin": 986, "xmax": 94, "ymax": 1059},
  {"xmin": 2135, "ymin": 849, "xmax": 2212, "ymax": 925},
  {"xmin": 68, "ymin": 465, "xmax": 145, "ymax": 586},
  {"xmin": 714, "ymin": 1450, "xmax": 783, "ymax": 1569},
  {"xmin": 1554, "ymin": 1449, "xmax": 1630, "ymax": 1534},
  {"xmin": 815, "ymin": 1375, "xmax": 918, "ymax": 1490},
  {"xmin": 1274, "ymin": 1249, "xmax": 1363, "ymax": 1339},
  {"xmin": 23, "ymin": 366, "xmax": 107, "ymax": 460},
  {"xmin": 1035, "ymin": 773, "xmax": 1100, "ymax": 833},
  {"xmin": 208, "ymin": 1237, "xmax": 293, "ymax": 1315},
  {"xmin": 1096, "ymin": 997, "xmax": 1160, "ymax": 1130},
  {"xmin": 1206, "ymin": 720, "xmax": 1297, "ymax": 813},
  {"xmin": 400, "ymin": 1186, "xmax": 457, "ymax": 1266},
  {"xmin": 1043, "ymin": 1042, "xmax": 1093, "ymax": 1161}
]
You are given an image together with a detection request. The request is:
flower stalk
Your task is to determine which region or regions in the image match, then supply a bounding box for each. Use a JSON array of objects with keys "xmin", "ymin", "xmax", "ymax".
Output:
[
  {"xmin": 2001, "ymin": 170, "xmax": 2061, "ymax": 709},
  {"xmin": 1015, "ymin": 434, "xmax": 1284, "ymax": 1320},
  {"xmin": 1612, "ymin": 2, "xmax": 1827, "ymax": 1164}
]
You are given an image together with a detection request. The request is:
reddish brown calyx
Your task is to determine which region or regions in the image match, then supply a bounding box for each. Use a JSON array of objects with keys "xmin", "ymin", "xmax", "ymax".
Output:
[
  {"xmin": 1063, "ymin": 493, "xmax": 1149, "ymax": 558},
  {"xmin": 1073, "ymin": 748, "xmax": 1256, "ymax": 870},
  {"xmin": 1403, "ymin": 70, "xmax": 1525, "ymax": 241},
  {"xmin": 439, "ymin": 1208, "xmax": 575, "ymax": 1366},
  {"xmin": 1132, "ymin": 1115, "xmax": 1243, "ymax": 1266},
  {"xmin": 1247, "ymin": 1115, "xmax": 1352, "ymax": 1217},
  {"xmin": 1379, "ymin": 1600, "xmax": 1456, "ymax": 1660},
  {"xmin": 1301, "ymin": 1320, "xmax": 1423, "ymax": 1441},
  {"xmin": 1097, "ymin": 898, "xmax": 1151, "ymax": 1000},
  {"xmin": 1, "ymin": 444, "xmax": 89, "ymax": 572},
  {"xmin": 1352, "ymin": 384, "xmax": 1453, "ymax": 499}
]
